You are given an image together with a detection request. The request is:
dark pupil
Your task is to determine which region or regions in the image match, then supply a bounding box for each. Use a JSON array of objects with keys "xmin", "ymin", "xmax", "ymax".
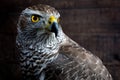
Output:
[{"xmin": 33, "ymin": 16, "xmax": 38, "ymax": 20}]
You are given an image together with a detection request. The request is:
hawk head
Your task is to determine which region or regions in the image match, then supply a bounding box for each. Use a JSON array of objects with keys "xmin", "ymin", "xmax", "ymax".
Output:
[
  {"xmin": 18, "ymin": 4, "xmax": 60, "ymax": 37},
  {"xmin": 17, "ymin": 4, "xmax": 65, "ymax": 52}
]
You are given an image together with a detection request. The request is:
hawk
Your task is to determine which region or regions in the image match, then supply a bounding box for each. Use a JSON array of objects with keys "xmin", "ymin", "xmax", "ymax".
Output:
[{"xmin": 16, "ymin": 4, "xmax": 112, "ymax": 80}]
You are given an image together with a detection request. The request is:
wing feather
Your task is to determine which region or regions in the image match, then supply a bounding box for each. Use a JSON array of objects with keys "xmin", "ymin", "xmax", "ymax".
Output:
[{"xmin": 44, "ymin": 35, "xmax": 112, "ymax": 80}]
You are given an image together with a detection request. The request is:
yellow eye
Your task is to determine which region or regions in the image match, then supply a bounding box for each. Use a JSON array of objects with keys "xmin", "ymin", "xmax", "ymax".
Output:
[{"xmin": 31, "ymin": 15, "xmax": 40, "ymax": 22}]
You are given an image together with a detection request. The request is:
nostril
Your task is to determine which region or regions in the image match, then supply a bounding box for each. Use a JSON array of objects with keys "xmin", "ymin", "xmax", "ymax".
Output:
[{"xmin": 48, "ymin": 21, "xmax": 51, "ymax": 24}]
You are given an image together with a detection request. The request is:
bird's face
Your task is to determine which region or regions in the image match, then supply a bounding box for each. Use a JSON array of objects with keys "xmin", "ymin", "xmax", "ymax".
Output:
[{"xmin": 17, "ymin": 4, "xmax": 60, "ymax": 37}]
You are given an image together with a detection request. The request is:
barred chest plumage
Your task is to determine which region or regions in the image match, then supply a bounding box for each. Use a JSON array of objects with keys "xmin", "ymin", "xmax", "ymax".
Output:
[{"xmin": 16, "ymin": 32, "xmax": 61, "ymax": 80}]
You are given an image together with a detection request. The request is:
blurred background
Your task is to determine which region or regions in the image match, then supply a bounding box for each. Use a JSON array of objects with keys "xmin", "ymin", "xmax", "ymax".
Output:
[{"xmin": 0, "ymin": 0, "xmax": 120, "ymax": 80}]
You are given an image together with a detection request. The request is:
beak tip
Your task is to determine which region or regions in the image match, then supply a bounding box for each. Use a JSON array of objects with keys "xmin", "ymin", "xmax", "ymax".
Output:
[{"xmin": 50, "ymin": 22, "xmax": 58, "ymax": 37}]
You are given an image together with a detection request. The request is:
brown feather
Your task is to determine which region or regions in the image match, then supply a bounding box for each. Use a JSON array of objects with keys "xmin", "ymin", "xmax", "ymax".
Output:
[
  {"xmin": 28, "ymin": 4, "xmax": 59, "ymax": 15},
  {"xmin": 44, "ymin": 35, "xmax": 112, "ymax": 80}
]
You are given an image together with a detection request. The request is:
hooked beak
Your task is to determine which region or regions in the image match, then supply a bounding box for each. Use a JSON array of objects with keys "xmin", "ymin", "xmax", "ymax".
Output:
[
  {"xmin": 50, "ymin": 22, "xmax": 58, "ymax": 37},
  {"xmin": 46, "ymin": 16, "xmax": 59, "ymax": 37}
]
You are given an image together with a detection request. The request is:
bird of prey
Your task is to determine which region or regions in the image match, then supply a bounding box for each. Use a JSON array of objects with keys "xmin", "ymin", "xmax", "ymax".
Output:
[{"xmin": 16, "ymin": 4, "xmax": 112, "ymax": 80}]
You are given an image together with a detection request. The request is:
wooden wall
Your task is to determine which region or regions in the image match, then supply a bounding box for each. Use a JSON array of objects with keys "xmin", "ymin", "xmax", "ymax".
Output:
[{"xmin": 0, "ymin": 0, "xmax": 120, "ymax": 80}]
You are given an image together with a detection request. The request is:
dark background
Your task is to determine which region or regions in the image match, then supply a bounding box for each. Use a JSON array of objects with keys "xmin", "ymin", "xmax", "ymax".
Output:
[{"xmin": 0, "ymin": 0, "xmax": 120, "ymax": 80}]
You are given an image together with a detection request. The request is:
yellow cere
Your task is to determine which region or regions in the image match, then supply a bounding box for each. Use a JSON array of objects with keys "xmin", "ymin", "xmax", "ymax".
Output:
[
  {"xmin": 49, "ymin": 16, "xmax": 57, "ymax": 24},
  {"xmin": 31, "ymin": 15, "xmax": 40, "ymax": 23},
  {"xmin": 45, "ymin": 16, "xmax": 57, "ymax": 30}
]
